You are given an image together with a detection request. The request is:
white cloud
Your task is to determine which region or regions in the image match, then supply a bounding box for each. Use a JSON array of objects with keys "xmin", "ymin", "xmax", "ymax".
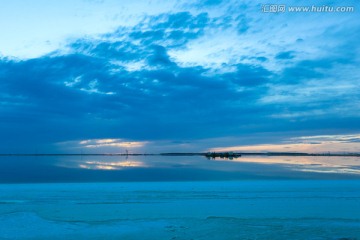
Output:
[
  {"xmin": 78, "ymin": 138, "xmax": 148, "ymax": 149},
  {"xmin": 64, "ymin": 76, "xmax": 82, "ymax": 87},
  {"xmin": 209, "ymin": 133, "xmax": 360, "ymax": 153}
]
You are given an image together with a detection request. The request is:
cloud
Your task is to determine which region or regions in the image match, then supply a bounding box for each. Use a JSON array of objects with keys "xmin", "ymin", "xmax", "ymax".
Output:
[
  {"xmin": 210, "ymin": 133, "xmax": 360, "ymax": 153},
  {"xmin": 275, "ymin": 51, "xmax": 296, "ymax": 60},
  {"xmin": 81, "ymin": 139, "xmax": 148, "ymax": 149},
  {"xmin": 59, "ymin": 139, "xmax": 149, "ymax": 153},
  {"xmin": 0, "ymin": 1, "xmax": 360, "ymax": 153},
  {"xmin": 223, "ymin": 63, "xmax": 272, "ymax": 86},
  {"xmin": 293, "ymin": 134, "xmax": 360, "ymax": 144}
]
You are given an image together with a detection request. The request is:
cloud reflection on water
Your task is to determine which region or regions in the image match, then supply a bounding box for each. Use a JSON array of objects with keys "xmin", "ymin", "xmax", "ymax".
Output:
[
  {"xmin": 78, "ymin": 160, "xmax": 146, "ymax": 170},
  {"xmin": 1, "ymin": 155, "xmax": 360, "ymax": 183},
  {"xmin": 57, "ymin": 155, "xmax": 360, "ymax": 177},
  {"xmin": 213, "ymin": 156, "xmax": 360, "ymax": 175}
]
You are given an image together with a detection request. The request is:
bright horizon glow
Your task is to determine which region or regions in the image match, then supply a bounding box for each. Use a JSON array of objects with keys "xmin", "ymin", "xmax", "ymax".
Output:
[
  {"xmin": 54, "ymin": 133, "xmax": 360, "ymax": 154},
  {"xmin": 209, "ymin": 133, "xmax": 360, "ymax": 154}
]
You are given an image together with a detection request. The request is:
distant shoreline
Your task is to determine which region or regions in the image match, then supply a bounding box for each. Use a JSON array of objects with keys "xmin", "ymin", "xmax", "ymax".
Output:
[{"xmin": 0, "ymin": 152, "xmax": 360, "ymax": 157}]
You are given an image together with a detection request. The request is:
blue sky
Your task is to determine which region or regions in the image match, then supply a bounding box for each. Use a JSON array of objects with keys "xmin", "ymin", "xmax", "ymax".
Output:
[{"xmin": 0, "ymin": 0, "xmax": 359, "ymax": 154}]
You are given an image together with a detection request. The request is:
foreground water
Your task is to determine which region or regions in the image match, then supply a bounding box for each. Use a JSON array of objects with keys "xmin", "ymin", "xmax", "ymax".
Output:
[
  {"xmin": 1, "ymin": 181, "xmax": 360, "ymax": 240},
  {"xmin": 1, "ymin": 155, "xmax": 360, "ymax": 239}
]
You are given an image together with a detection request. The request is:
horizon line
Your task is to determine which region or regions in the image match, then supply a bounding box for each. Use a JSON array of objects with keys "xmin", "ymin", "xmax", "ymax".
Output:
[{"xmin": 1, "ymin": 152, "xmax": 360, "ymax": 157}]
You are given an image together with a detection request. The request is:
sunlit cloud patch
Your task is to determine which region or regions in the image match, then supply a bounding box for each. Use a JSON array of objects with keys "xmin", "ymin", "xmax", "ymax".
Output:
[
  {"xmin": 210, "ymin": 133, "xmax": 360, "ymax": 153},
  {"xmin": 79, "ymin": 139, "xmax": 147, "ymax": 148}
]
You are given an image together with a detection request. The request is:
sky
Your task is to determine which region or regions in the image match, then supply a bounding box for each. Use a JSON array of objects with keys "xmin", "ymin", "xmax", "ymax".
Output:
[{"xmin": 0, "ymin": 0, "xmax": 360, "ymax": 154}]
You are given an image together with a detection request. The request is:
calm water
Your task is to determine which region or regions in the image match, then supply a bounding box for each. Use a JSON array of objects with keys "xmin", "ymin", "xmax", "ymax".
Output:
[
  {"xmin": 1, "ymin": 156, "xmax": 360, "ymax": 239},
  {"xmin": 0, "ymin": 155, "xmax": 360, "ymax": 182},
  {"xmin": 0, "ymin": 181, "xmax": 360, "ymax": 239}
]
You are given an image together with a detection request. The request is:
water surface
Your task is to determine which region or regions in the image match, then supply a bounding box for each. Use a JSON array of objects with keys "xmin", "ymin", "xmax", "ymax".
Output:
[
  {"xmin": 0, "ymin": 181, "xmax": 360, "ymax": 239},
  {"xmin": 1, "ymin": 155, "xmax": 360, "ymax": 182}
]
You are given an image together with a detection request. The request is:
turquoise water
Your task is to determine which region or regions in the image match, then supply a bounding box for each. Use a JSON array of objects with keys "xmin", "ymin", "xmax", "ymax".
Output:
[
  {"xmin": 1, "ymin": 156, "xmax": 360, "ymax": 239},
  {"xmin": 1, "ymin": 181, "xmax": 360, "ymax": 239}
]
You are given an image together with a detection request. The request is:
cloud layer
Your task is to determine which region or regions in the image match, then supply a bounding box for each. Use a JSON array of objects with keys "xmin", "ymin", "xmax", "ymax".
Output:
[{"xmin": 0, "ymin": 0, "xmax": 359, "ymax": 153}]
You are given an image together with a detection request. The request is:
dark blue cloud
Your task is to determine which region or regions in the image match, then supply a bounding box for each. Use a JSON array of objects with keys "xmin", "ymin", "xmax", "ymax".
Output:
[
  {"xmin": 128, "ymin": 12, "xmax": 209, "ymax": 48},
  {"xmin": 236, "ymin": 15, "xmax": 250, "ymax": 34},
  {"xmin": 275, "ymin": 51, "xmax": 296, "ymax": 60},
  {"xmin": 0, "ymin": 46, "xmax": 274, "ymax": 152},
  {"xmin": 202, "ymin": 0, "xmax": 223, "ymax": 6},
  {"xmin": 147, "ymin": 45, "xmax": 175, "ymax": 67},
  {"xmin": 277, "ymin": 53, "xmax": 356, "ymax": 84},
  {"xmin": 223, "ymin": 64, "xmax": 272, "ymax": 86}
]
